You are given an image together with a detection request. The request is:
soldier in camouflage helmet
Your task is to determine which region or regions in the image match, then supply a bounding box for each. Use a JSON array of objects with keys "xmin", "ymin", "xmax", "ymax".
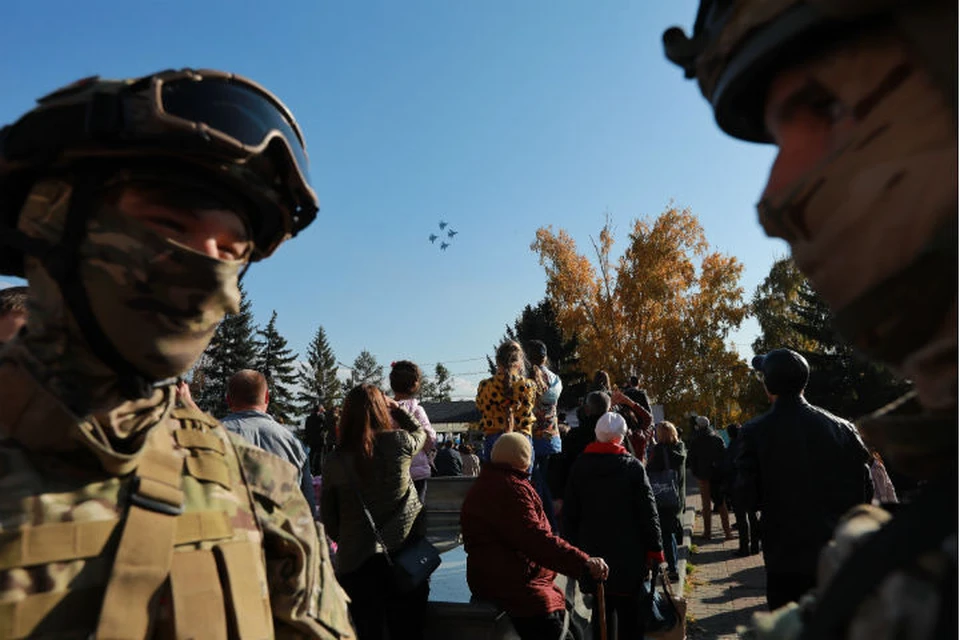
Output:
[
  {"xmin": 0, "ymin": 70, "xmax": 355, "ymax": 638},
  {"xmin": 663, "ymin": 2, "xmax": 956, "ymax": 638}
]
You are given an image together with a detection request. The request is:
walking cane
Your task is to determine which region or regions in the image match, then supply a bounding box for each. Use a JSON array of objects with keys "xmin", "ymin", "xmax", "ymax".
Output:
[{"xmin": 596, "ymin": 580, "xmax": 607, "ymax": 640}]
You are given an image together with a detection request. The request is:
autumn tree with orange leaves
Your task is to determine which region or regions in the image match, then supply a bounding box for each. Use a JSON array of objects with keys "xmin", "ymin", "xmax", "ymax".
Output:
[{"xmin": 531, "ymin": 206, "xmax": 751, "ymax": 422}]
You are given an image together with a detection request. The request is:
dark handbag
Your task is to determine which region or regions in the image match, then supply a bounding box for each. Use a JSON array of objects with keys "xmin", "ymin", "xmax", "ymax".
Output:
[
  {"xmin": 640, "ymin": 566, "xmax": 680, "ymax": 634},
  {"xmin": 344, "ymin": 465, "xmax": 441, "ymax": 593},
  {"xmin": 389, "ymin": 534, "xmax": 442, "ymax": 593},
  {"xmin": 648, "ymin": 448, "xmax": 680, "ymax": 511}
]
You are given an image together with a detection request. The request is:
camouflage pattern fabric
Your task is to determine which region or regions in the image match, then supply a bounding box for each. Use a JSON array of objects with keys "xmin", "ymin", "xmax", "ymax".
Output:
[
  {"xmin": 680, "ymin": 3, "xmax": 957, "ymax": 410},
  {"xmin": 688, "ymin": 0, "xmax": 803, "ymax": 104},
  {"xmin": 18, "ymin": 178, "xmax": 242, "ymax": 394},
  {"xmin": 0, "ymin": 343, "xmax": 355, "ymax": 638},
  {"xmin": 672, "ymin": 3, "xmax": 957, "ymax": 638},
  {"xmin": 755, "ymin": 30, "xmax": 957, "ymax": 409},
  {"xmin": 739, "ymin": 502, "xmax": 956, "ymax": 640}
]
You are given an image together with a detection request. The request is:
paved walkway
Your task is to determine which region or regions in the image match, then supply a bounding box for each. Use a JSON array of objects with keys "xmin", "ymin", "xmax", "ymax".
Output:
[{"xmin": 683, "ymin": 485, "xmax": 767, "ymax": 639}]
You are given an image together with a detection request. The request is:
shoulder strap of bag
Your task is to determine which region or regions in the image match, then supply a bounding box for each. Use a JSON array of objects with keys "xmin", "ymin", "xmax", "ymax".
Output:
[
  {"xmin": 799, "ymin": 478, "xmax": 955, "ymax": 639},
  {"xmin": 96, "ymin": 420, "xmax": 185, "ymax": 639},
  {"xmin": 340, "ymin": 458, "xmax": 393, "ymax": 564},
  {"xmin": 340, "ymin": 457, "xmax": 416, "ymax": 566}
]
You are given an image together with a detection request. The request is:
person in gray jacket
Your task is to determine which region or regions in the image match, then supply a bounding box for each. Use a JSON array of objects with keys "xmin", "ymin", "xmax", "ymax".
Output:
[
  {"xmin": 221, "ymin": 369, "xmax": 317, "ymax": 515},
  {"xmin": 321, "ymin": 383, "xmax": 429, "ymax": 640}
]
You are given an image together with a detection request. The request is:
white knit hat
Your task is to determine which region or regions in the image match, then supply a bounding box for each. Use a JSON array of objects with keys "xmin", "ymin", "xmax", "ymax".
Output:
[{"xmin": 595, "ymin": 412, "xmax": 627, "ymax": 443}]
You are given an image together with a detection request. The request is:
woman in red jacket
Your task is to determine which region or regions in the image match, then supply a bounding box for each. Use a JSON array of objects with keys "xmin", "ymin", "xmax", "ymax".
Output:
[{"xmin": 460, "ymin": 432, "xmax": 609, "ymax": 639}]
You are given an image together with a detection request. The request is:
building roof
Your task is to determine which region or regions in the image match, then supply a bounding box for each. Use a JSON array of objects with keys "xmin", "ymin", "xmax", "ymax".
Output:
[{"xmin": 421, "ymin": 400, "xmax": 480, "ymax": 425}]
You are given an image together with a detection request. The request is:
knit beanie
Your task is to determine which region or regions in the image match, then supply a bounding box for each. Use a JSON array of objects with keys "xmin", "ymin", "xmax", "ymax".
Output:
[
  {"xmin": 595, "ymin": 411, "xmax": 627, "ymax": 444},
  {"xmin": 491, "ymin": 432, "xmax": 532, "ymax": 471}
]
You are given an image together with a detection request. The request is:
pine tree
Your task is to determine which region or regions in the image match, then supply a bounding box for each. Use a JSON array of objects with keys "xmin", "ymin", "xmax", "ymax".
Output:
[
  {"xmin": 488, "ymin": 298, "xmax": 585, "ymax": 404},
  {"xmin": 297, "ymin": 325, "xmax": 342, "ymax": 413},
  {"xmin": 344, "ymin": 350, "xmax": 384, "ymax": 391},
  {"xmin": 254, "ymin": 310, "xmax": 300, "ymax": 424},
  {"xmin": 194, "ymin": 283, "xmax": 259, "ymax": 417},
  {"xmin": 421, "ymin": 363, "xmax": 453, "ymax": 402}
]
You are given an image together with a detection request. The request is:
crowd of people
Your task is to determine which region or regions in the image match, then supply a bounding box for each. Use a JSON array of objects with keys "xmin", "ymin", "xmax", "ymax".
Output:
[
  {"xmin": 0, "ymin": 0, "xmax": 953, "ymax": 636},
  {"xmin": 1, "ymin": 275, "xmax": 917, "ymax": 640},
  {"xmin": 297, "ymin": 336, "xmax": 916, "ymax": 639}
]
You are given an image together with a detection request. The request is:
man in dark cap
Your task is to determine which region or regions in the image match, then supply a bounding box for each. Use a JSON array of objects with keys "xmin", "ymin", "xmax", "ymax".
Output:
[{"xmin": 737, "ymin": 348, "xmax": 872, "ymax": 610}]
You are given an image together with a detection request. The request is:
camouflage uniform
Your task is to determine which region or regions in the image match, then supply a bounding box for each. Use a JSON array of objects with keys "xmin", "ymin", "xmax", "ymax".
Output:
[
  {"xmin": 663, "ymin": 2, "xmax": 956, "ymax": 638},
  {"xmin": 0, "ymin": 344, "xmax": 353, "ymax": 639},
  {"xmin": 0, "ymin": 71, "xmax": 355, "ymax": 638}
]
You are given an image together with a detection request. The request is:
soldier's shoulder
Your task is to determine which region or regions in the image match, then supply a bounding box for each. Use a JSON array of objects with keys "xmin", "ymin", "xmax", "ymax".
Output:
[
  {"xmin": 169, "ymin": 405, "xmax": 299, "ymax": 505},
  {"xmin": 170, "ymin": 404, "xmax": 221, "ymax": 427},
  {"xmin": 232, "ymin": 438, "xmax": 301, "ymax": 508}
]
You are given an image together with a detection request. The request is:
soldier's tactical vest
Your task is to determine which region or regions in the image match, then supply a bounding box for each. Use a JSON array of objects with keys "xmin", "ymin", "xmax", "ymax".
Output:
[{"xmin": 0, "ymin": 405, "xmax": 341, "ymax": 639}]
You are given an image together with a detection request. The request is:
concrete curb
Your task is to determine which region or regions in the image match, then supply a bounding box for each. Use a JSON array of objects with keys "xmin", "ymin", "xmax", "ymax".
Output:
[
  {"xmin": 676, "ymin": 504, "xmax": 695, "ymax": 594},
  {"xmin": 672, "ymin": 468, "xmax": 696, "ymax": 594}
]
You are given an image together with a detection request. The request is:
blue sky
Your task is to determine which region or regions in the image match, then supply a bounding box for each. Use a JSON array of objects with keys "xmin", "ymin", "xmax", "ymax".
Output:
[{"xmin": 0, "ymin": 1, "xmax": 789, "ymax": 400}]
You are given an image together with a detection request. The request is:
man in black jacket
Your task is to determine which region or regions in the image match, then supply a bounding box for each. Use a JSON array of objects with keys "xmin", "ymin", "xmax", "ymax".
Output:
[
  {"xmin": 738, "ymin": 348, "xmax": 872, "ymax": 610},
  {"xmin": 687, "ymin": 416, "xmax": 731, "ymax": 541},
  {"xmin": 304, "ymin": 402, "xmax": 327, "ymax": 475},
  {"xmin": 622, "ymin": 375, "xmax": 652, "ymax": 415},
  {"xmin": 434, "ymin": 439, "xmax": 463, "ymax": 477}
]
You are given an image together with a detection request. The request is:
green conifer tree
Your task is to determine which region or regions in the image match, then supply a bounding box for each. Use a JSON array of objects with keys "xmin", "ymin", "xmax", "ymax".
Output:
[
  {"xmin": 195, "ymin": 283, "xmax": 258, "ymax": 417},
  {"xmin": 297, "ymin": 325, "xmax": 342, "ymax": 413},
  {"xmin": 254, "ymin": 310, "xmax": 300, "ymax": 424},
  {"xmin": 344, "ymin": 350, "xmax": 384, "ymax": 391},
  {"xmin": 421, "ymin": 363, "xmax": 454, "ymax": 402}
]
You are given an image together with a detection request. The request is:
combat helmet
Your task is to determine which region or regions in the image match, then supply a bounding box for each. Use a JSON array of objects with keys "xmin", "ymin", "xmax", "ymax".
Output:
[
  {"xmin": 0, "ymin": 68, "xmax": 319, "ymax": 276},
  {"xmin": 662, "ymin": 1, "xmax": 957, "ymax": 372},
  {"xmin": 662, "ymin": 0, "xmax": 957, "ymax": 142},
  {"xmin": 0, "ymin": 69, "xmax": 319, "ymax": 399}
]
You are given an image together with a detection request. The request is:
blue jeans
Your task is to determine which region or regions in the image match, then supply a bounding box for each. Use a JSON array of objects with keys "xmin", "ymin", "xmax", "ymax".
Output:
[
  {"xmin": 658, "ymin": 508, "xmax": 680, "ymax": 572},
  {"xmin": 531, "ymin": 454, "xmax": 557, "ymax": 533}
]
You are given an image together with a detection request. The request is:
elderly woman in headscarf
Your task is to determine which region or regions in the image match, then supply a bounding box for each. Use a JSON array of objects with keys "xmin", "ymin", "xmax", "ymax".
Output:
[
  {"xmin": 564, "ymin": 412, "xmax": 664, "ymax": 640},
  {"xmin": 460, "ymin": 433, "xmax": 609, "ymax": 640}
]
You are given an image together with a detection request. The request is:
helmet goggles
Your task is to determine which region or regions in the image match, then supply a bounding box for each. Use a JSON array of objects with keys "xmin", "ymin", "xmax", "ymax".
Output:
[{"xmin": 1, "ymin": 68, "xmax": 318, "ymax": 264}]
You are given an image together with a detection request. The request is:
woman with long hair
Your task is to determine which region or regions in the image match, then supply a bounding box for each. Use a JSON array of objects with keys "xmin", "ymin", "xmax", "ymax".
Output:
[
  {"xmin": 320, "ymin": 384, "xmax": 429, "ymax": 640},
  {"xmin": 475, "ymin": 340, "xmax": 538, "ymax": 463},
  {"xmin": 647, "ymin": 420, "xmax": 688, "ymax": 580},
  {"xmin": 390, "ymin": 360, "xmax": 437, "ymax": 505}
]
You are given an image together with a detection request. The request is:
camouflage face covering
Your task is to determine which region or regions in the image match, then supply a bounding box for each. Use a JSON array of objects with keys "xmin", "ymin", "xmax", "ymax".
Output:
[
  {"xmin": 18, "ymin": 179, "xmax": 243, "ymax": 383},
  {"xmin": 756, "ymin": 32, "xmax": 957, "ymax": 408}
]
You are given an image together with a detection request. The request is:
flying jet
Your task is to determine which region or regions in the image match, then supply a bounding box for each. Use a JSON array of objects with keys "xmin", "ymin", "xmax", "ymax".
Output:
[
  {"xmin": 440, "ymin": 242, "xmax": 449, "ymax": 250},
  {"xmin": 429, "ymin": 234, "xmax": 438, "ymax": 243},
  {"xmin": 439, "ymin": 221, "xmax": 448, "ymax": 230},
  {"xmin": 447, "ymin": 229, "xmax": 458, "ymax": 238}
]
